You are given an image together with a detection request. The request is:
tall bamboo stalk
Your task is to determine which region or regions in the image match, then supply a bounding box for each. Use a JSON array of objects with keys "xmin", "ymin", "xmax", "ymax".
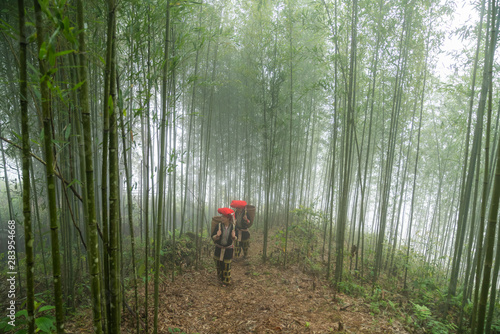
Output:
[
  {"xmin": 76, "ymin": 0, "xmax": 103, "ymax": 331},
  {"xmin": 18, "ymin": 0, "xmax": 34, "ymax": 331},
  {"xmin": 118, "ymin": 76, "xmax": 139, "ymax": 333},
  {"xmin": 33, "ymin": 0, "xmax": 65, "ymax": 331},
  {"xmin": 30, "ymin": 164, "xmax": 49, "ymax": 289},
  {"xmin": 142, "ymin": 5, "xmax": 152, "ymax": 331},
  {"xmin": 154, "ymin": 2, "xmax": 170, "ymax": 332},
  {"xmin": 476, "ymin": 1, "xmax": 498, "ymax": 332},
  {"xmin": 107, "ymin": 4, "xmax": 120, "ymax": 330},
  {"xmin": 101, "ymin": 0, "xmax": 116, "ymax": 330},
  {"xmin": 284, "ymin": 1, "xmax": 293, "ymax": 267}
]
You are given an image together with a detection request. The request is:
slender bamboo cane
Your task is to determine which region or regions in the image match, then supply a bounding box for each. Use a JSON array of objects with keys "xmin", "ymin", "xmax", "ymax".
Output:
[
  {"xmin": 76, "ymin": 0, "xmax": 103, "ymax": 331},
  {"xmin": 33, "ymin": 0, "xmax": 65, "ymax": 331},
  {"xmin": 118, "ymin": 75, "xmax": 139, "ymax": 333},
  {"xmin": 476, "ymin": 2, "xmax": 498, "ymax": 332},
  {"xmin": 108, "ymin": 13, "xmax": 121, "ymax": 331},
  {"xmin": 154, "ymin": 2, "xmax": 170, "ymax": 332},
  {"xmin": 18, "ymin": 0, "xmax": 34, "ymax": 331}
]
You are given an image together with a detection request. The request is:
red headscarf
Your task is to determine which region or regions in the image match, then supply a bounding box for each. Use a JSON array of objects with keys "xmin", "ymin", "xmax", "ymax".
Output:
[
  {"xmin": 230, "ymin": 200, "xmax": 247, "ymax": 209},
  {"xmin": 217, "ymin": 207, "xmax": 234, "ymax": 217}
]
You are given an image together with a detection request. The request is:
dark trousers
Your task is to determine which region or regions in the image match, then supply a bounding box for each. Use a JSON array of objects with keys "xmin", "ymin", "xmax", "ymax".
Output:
[
  {"xmin": 235, "ymin": 239, "xmax": 250, "ymax": 257},
  {"xmin": 214, "ymin": 258, "xmax": 231, "ymax": 284}
]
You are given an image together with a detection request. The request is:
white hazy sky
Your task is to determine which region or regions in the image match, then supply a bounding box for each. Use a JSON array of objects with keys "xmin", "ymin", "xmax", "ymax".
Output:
[{"xmin": 436, "ymin": 0, "xmax": 479, "ymax": 79}]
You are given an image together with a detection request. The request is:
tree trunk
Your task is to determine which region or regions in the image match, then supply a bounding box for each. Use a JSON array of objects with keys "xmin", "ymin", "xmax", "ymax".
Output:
[
  {"xmin": 76, "ymin": 0, "xmax": 103, "ymax": 331},
  {"xmin": 476, "ymin": 1, "xmax": 498, "ymax": 332},
  {"xmin": 33, "ymin": 0, "xmax": 65, "ymax": 331},
  {"xmin": 108, "ymin": 8, "xmax": 121, "ymax": 332},
  {"xmin": 18, "ymin": 0, "xmax": 34, "ymax": 331},
  {"xmin": 154, "ymin": 2, "xmax": 170, "ymax": 332},
  {"xmin": 117, "ymin": 75, "xmax": 139, "ymax": 332},
  {"xmin": 102, "ymin": 0, "xmax": 116, "ymax": 328}
]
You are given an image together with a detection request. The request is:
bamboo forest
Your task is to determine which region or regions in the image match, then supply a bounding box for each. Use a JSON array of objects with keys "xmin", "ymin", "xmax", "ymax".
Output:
[{"xmin": 1, "ymin": 0, "xmax": 500, "ymax": 332}]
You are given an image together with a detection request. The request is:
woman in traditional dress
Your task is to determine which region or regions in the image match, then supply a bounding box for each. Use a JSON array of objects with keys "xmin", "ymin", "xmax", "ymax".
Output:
[
  {"xmin": 212, "ymin": 207, "xmax": 236, "ymax": 286},
  {"xmin": 231, "ymin": 200, "xmax": 253, "ymax": 259}
]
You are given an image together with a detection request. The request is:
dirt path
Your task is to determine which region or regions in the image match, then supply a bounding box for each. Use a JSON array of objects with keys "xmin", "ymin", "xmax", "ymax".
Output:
[
  {"xmin": 123, "ymin": 244, "xmax": 411, "ymax": 333},
  {"xmin": 64, "ymin": 232, "xmax": 412, "ymax": 333}
]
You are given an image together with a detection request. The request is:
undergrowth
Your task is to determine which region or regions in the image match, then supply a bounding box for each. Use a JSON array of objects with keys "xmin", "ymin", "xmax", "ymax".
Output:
[{"xmin": 265, "ymin": 205, "xmax": 500, "ymax": 333}]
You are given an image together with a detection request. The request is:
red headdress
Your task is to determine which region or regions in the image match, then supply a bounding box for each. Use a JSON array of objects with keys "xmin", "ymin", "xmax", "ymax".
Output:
[
  {"xmin": 217, "ymin": 207, "xmax": 234, "ymax": 217},
  {"xmin": 230, "ymin": 200, "xmax": 247, "ymax": 209}
]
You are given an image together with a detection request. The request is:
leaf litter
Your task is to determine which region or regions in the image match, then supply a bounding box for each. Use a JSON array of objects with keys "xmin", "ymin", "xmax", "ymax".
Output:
[{"xmin": 67, "ymin": 231, "xmax": 412, "ymax": 333}]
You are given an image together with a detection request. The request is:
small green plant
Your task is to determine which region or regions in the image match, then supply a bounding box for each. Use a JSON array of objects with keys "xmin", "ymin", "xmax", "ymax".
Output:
[
  {"xmin": 412, "ymin": 302, "xmax": 432, "ymax": 323},
  {"xmin": 335, "ymin": 279, "xmax": 365, "ymax": 297},
  {"xmin": 427, "ymin": 319, "xmax": 450, "ymax": 334},
  {"xmin": 379, "ymin": 300, "xmax": 387, "ymax": 309},
  {"xmin": 370, "ymin": 301, "xmax": 381, "ymax": 315},
  {"xmin": 0, "ymin": 300, "xmax": 56, "ymax": 334},
  {"xmin": 387, "ymin": 299, "xmax": 396, "ymax": 311},
  {"xmin": 161, "ymin": 231, "xmax": 198, "ymax": 268}
]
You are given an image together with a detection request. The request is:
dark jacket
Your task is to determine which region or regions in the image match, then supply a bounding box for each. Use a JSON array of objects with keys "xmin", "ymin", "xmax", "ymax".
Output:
[
  {"xmin": 212, "ymin": 223, "xmax": 234, "ymax": 260},
  {"xmin": 236, "ymin": 214, "xmax": 251, "ymax": 241}
]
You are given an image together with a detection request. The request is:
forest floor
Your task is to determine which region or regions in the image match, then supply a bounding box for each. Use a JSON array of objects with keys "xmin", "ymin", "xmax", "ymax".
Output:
[{"xmin": 65, "ymin": 231, "xmax": 415, "ymax": 334}]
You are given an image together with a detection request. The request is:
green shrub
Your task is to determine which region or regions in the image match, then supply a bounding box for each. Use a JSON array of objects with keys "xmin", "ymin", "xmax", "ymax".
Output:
[
  {"xmin": 0, "ymin": 300, "xmax": 56, "ymax": 334},
  {"xmin": 412, "ymin": 302, "xmax": 432, "ymax": 323},
  {"xmin": 336, "ymin": 280, "xmax": 365, "ymax": 297},
  {"xmin": 161, "ymin": 232, "xmax": 198, "ymax": 268}
]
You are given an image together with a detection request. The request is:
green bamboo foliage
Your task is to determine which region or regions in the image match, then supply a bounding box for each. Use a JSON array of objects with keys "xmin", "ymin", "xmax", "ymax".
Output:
[
  {"xmin": 18, "ymin": 0, "xmax": 34, "ymax": 332},
  {"xmin": 76, "ymin": 0, "xmax": 103, "ymax": 332},
  {"xmin": 33, "ymin": 0, "xmax": 65, "ymax": 332}
]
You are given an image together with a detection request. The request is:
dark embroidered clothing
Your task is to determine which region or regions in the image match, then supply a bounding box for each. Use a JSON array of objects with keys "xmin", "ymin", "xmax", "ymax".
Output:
[
  {"xmin": 235, "ymin": 210, "xmax": 251, "ymax": 257},
  {"xmin": 212, "ymin": 222, "xmax": 234, "ymax": 285},
  {"xmin": 235, "ymin": 214, "xmax": 251, "ymax": 241},
  {"xmin": 214, "ymin": 259, "xmax": 232, "ymax": 285},
  {"xmin": 212, "ymin": 223, "xmax": 234, "ymax": 260}
]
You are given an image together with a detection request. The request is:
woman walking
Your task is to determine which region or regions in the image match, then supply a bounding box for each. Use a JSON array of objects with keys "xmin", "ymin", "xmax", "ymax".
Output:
[{"xmin": 212, "ymin": 207, "xmax": 236, "ymax": 286}]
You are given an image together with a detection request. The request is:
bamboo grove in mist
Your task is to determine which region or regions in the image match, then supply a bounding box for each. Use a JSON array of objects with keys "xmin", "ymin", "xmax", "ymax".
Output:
[{"xmin": 0, "ymin": 0, "xmax": 500, "ymax": 332}]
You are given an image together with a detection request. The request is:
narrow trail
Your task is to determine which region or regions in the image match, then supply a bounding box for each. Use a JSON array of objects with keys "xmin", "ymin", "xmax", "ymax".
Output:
[
  {"xmin": 121, "ymin": 232, "xmax": 411, "ymax": 334},
  {"xmin": 66, "ymin": 231, "xmax": 411, "ymax": 333}
]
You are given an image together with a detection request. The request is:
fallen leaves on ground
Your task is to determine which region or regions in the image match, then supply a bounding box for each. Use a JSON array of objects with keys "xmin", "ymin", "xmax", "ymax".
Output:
[{"xmin": 66, "ymin": 232, "xmax": 412, "ymax": 334}]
